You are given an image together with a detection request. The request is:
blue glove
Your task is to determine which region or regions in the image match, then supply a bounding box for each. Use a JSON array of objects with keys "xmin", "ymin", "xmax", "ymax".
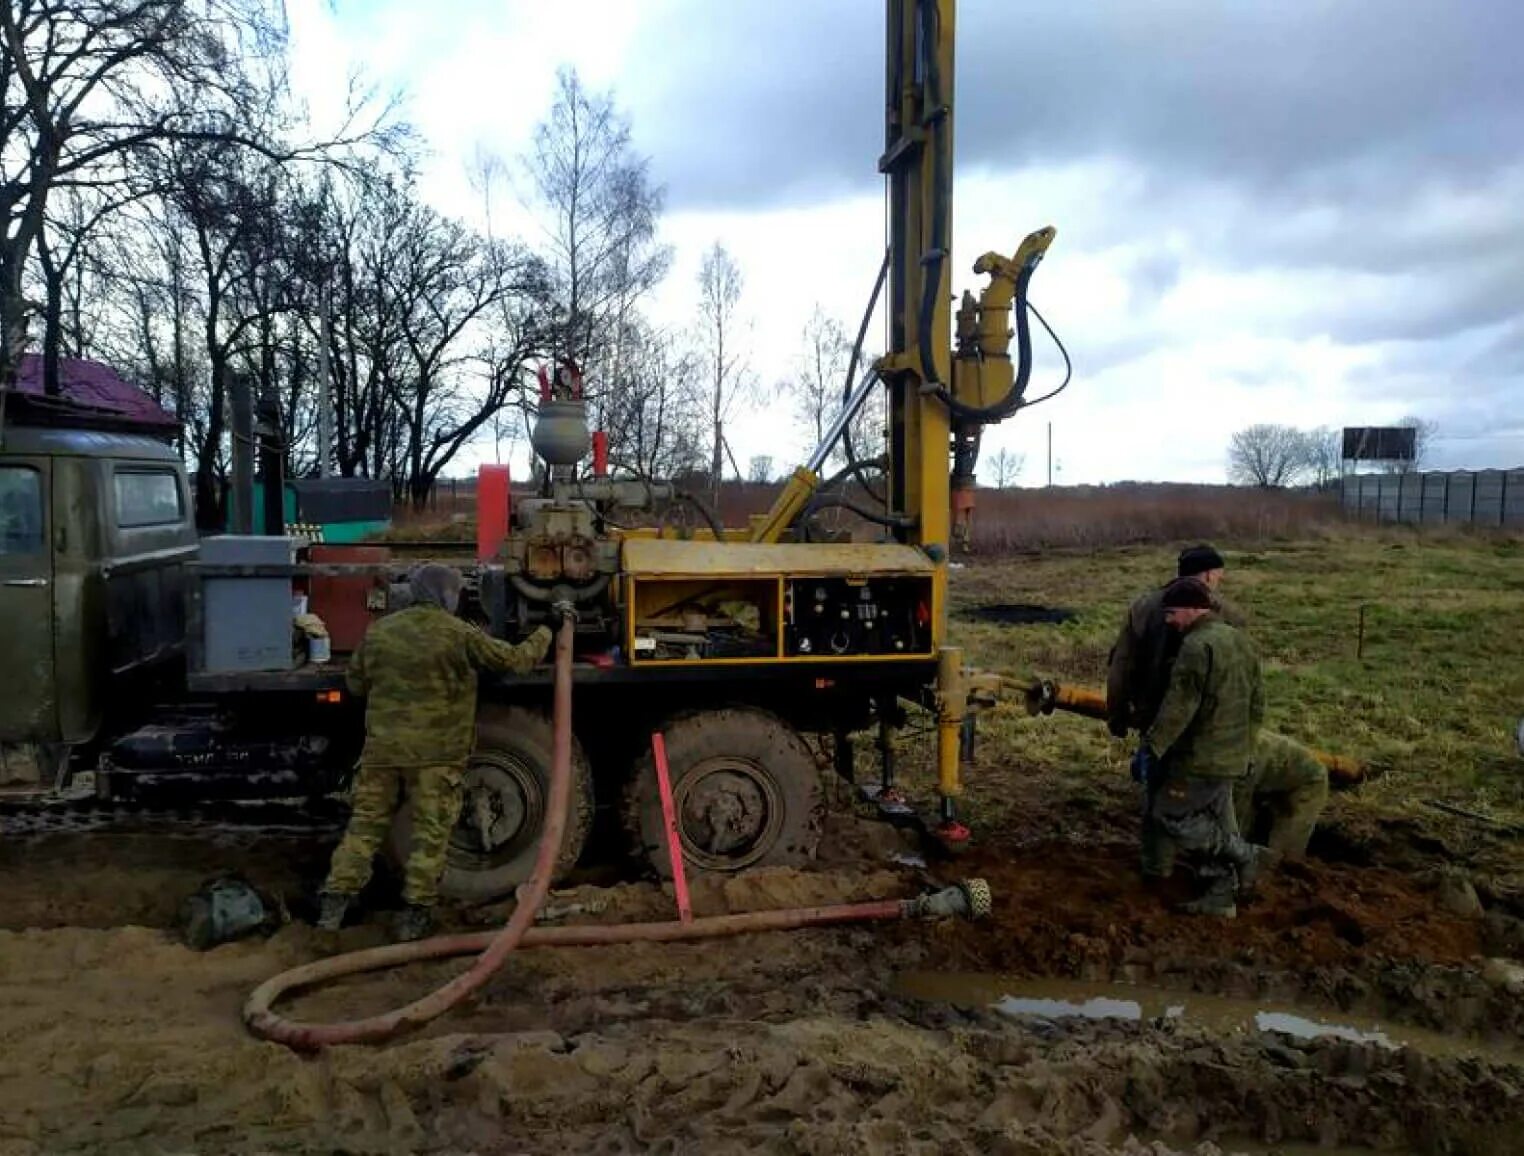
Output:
[{"xmin": 1130, "ymin": 746, "xmax": 1158, "ymax": 785}]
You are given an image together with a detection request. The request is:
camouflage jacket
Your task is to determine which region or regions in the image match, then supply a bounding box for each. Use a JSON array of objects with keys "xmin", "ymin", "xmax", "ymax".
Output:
[
  {"xmin": 1244, "ymin": 730, "xmax": 1326, "ymax": 798},
  {"xmin": 346, "ymin": 606, "xmax": 552, "ymax": 767},
  {"xmin": 1143, "ymin": 614, "xmax": 1264, "ymax": 780},
  {"xmin": 1107, "ymin": 584, "xmax": 1247, "ymax": 732}
]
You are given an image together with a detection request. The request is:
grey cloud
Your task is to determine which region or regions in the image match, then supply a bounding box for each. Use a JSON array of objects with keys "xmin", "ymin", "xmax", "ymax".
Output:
[
  {"xmin": 614, "ymin": 1, "xmax": 1521, "ymax": 467},
  {"xmin": 624, "ymin": 2, "xmax": 1521, "ymax": 211}
]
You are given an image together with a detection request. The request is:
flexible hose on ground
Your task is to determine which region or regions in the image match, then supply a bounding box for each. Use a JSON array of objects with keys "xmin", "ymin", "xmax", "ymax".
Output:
[{"xmin": 244, "ymin": 616, "xmax": 578, "ymax": 1050}]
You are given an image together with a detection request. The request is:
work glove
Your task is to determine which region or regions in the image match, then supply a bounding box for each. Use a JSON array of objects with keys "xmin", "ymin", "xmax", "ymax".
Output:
[
  {"xmin": 1107, "ymin": 715, "xmax": 1130, "ymax": 740},
  {"xmin": 1130, "ymin": 745, "xmax": 1158, "ymax": 786}
]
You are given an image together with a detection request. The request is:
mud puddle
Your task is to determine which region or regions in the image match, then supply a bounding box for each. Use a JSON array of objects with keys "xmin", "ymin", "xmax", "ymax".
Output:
[{"xmin": 895, "ymin": 972, "xmax": 1524, "ymax": 1064}]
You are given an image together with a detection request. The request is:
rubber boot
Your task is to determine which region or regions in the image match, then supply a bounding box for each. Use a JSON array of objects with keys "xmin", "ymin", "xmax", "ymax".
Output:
[
  {"xmin": 394, "ymin": 904, "xmax": 435, "ymax": 943},
  {"xmin": 1237, "ymin": 845, "xmax": 1279, "ymax": 896},
  {"xmin": 1177, "ymin": 876, "xmax": 1237, "ymax": 919},
  {"xmin": 315, "ymin": 892, "xmax": 350, "ymax": 931}
]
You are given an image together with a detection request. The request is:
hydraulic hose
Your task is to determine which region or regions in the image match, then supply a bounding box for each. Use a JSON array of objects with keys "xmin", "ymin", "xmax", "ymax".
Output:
[
  {"xmin": 244, "ymin": 615, "xmax": 579, "ymax": 1050},
  {"xmin": 842, "ymin": 250, "xmax": 890, "ymax": 503},
  {"xmin": 659, "ymin": 489, "xmax": 727, "ymax": 541}
]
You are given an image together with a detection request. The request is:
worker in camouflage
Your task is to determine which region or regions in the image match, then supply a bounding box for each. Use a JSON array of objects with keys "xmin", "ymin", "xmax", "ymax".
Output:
[
  {"xmin": 1107, "ymin": 544, "xmax": 1247, "ymax": 739},
  {"xmin": 317, "ymin": 564, "xmax": 553, "ymax": 941},
  {"xmin": 1136, "ymin": 577, "xmax": 1270, "ymax": 919},
  {"xmin": 1237, "ymin": 730, "xmax": 1329, "ymax": 859}
]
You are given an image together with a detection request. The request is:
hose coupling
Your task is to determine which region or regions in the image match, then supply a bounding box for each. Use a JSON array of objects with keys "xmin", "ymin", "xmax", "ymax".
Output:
[{"xmin": 907, "ymin": 878, "xmax": 993, "ymax": 922}]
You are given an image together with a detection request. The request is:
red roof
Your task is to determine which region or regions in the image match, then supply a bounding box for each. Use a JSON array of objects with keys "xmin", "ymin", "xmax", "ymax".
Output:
[{"xmin": 10, "ymin": 354, "xmax": 179, "ymax": 433}]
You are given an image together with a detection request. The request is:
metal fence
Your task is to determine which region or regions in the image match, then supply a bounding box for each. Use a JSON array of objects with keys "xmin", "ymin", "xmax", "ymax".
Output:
[{"xmin": 1341, "ymin": 469, "xmax": 1524, "ymax": 526}]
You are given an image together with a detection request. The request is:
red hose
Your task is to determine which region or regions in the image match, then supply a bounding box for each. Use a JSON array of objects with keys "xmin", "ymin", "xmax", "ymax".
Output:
[
  {"xmin": 244, "ymin": 898, "xmax": 914, "ymax": 1044},
  {"xmin": 244, "ymin": 616, "xmax": 945, "ymax": 1050}
]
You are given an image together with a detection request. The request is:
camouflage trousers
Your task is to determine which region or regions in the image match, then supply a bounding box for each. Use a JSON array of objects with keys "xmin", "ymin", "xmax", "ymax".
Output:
[
  {"xmin": 1234, "ymin": 758, "xmax": 1328, "ymax": 859},
  {"xmin": 323, "ymin": 762, "xmax": 466, "ymax": 907},
  {"xmin": 1141, "ymin": 774, "xmax": 1257, "ymax": 902}
]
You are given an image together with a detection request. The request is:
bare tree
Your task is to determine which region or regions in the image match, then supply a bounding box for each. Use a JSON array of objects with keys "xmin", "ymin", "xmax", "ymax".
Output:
[
  {"xmin": 986, "ymin": 447, "xmax": 1024, "ymax": 488},
  {"xmin": 748, "ymin": 454, "xmax": 773, "ymax": 483},
  {"xmin": 600, "ymin": 321, "xmax": 705, "ymax": 481},
  {"xmin": 1392, "ymin": 415, "xmax": 1438, "ymax": 473},
  {"xmin": 696, "ymin": 241, "xmax": 751, "ymax": 499},
  {"xmin": 523, "ymin": 68, "xmax": 669, "ymax": 409},
  {"xmin": 1303, "ymin": 425, "xmax": 1342, "ymax": 488},
  {"xmin": 1228, "ymin": 423, "xmax": 1310, "ymax": 488},
  {"xmin": 0, "ymin": 1, "xmax": 326, "ymax": 388},
  {"xmin": 789, "ymin": 305, "xmax": 849, "ymax": 456}
]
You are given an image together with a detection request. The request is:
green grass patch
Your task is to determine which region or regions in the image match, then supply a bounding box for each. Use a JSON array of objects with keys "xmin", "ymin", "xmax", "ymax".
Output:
[{"xmin": 929, "ymin": 534, "xmax": 1524, "ymax": 830}]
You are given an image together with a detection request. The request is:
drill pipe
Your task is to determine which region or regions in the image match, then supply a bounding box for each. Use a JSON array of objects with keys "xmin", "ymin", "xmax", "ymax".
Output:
[{"xmin": 1019, "ymin": 677, "xmax": 1365, "ymax": 788}]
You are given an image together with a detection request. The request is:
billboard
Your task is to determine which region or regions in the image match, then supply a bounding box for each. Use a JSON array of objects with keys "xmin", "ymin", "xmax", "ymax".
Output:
[{"xmin": 1342, "ymin": 427, "xmax": 1416, "ymax": 462}]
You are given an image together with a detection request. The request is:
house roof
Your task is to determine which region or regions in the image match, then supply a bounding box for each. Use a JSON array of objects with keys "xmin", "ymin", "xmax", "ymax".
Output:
[{"xmin": 7, "ymin": 354, "xmax": 180, "ymax": 435}]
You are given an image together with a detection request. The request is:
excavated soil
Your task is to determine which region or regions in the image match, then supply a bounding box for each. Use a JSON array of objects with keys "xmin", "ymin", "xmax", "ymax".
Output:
[{"xmin": 2, "ymin": 794, "xmax": 1523, "ymax": 1154}]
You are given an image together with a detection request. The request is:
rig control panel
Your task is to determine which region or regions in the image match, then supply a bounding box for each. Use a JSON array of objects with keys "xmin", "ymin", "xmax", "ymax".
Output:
[{"xmin": 784, "ymin": 577, "xmax": 930, "ymax": 657}]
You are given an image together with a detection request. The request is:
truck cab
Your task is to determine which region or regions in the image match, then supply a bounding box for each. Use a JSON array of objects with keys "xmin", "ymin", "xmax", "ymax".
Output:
[{"xmin": 0, "ymin": 424, "xmax": 195, "ymax": 783}]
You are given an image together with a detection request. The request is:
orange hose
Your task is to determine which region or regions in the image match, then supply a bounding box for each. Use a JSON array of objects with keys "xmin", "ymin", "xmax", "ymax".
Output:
[{"xmin": 244, "ymin": 616, "xmax": 578, "ymax": 1049}]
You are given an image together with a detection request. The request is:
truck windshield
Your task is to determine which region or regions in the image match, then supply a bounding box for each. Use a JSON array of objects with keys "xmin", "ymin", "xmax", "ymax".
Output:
[{"xmin": 0, "ymin": 466, "xmax": 43, "ymax": 554}]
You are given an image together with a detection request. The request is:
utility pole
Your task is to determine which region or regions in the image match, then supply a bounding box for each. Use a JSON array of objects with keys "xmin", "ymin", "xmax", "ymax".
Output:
[
  {"xmin": 1046, "ymin": 422, "xmax": 1052, "ymax": 488},
  {"xmin": 317, "ymin": 279, "xmax": 333, "ymax": 478}
]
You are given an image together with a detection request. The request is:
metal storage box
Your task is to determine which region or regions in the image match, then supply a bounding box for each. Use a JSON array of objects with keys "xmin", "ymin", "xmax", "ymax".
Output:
[{"xmin": 198, "ymin": 535, "xmax": 295, "ymax": 672}]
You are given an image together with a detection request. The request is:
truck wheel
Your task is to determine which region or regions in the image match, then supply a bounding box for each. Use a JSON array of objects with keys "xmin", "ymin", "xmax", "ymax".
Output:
[
  {"xmin": 628, "ymin": 708, "xmax": 823, "ymax": 878},
  {"xmin": 388, "ymin": 705, "xmax": 595, "ymax": 903}
]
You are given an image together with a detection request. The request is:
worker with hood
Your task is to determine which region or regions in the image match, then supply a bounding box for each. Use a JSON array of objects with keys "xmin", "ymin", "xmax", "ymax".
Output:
[
  {"xmin": 1134, "ymin": 577, "xmax": 1270, "ymax": 917},
  {"xmin": 1107, "ymin": 544, "xmax": 1246, "ymax": 740},
  {"xmin": 317, "ymin": 564, "xmax": 556, "ymax": 941}
]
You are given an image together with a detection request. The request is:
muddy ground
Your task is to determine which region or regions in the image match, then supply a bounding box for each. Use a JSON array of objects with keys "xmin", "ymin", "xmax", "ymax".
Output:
[{"xmin": 2, "ymin": 770, "xmax": 1523, "ymax": 1156}]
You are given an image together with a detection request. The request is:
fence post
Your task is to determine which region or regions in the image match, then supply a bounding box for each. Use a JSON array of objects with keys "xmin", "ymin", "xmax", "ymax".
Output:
[{"xmin": 1502, "ymin": 471, "xmax": 1510, "ymax": 528}]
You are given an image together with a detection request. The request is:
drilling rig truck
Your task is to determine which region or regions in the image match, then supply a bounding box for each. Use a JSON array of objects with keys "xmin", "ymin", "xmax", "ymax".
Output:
[{"xmin": 0, "ymin": 0, "xmax": 1062, "ymax": 902}]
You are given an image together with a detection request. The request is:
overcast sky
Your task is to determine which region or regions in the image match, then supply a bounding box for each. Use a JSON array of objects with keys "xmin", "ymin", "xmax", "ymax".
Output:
[{"xmin": 291, "ymin": 0, "xmax": 1524, "ymax": 484}]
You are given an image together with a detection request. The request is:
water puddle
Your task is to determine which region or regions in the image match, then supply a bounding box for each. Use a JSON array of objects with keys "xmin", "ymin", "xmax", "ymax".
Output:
[{"xmin": 894, "ymin": 973, "xmax": 1521, "ymax": 1063}]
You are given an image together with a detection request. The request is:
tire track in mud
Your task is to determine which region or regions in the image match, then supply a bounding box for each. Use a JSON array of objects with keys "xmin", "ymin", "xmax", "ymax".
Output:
[{"xmin": 2, "ymin": 805, "xmax": 1523, "ymax": 1153}]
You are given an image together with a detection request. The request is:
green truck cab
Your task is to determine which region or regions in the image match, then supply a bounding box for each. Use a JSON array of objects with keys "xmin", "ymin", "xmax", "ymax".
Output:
[{"xmin": 1, "ymin": 425, "xmax": 195, "ymax": 775}]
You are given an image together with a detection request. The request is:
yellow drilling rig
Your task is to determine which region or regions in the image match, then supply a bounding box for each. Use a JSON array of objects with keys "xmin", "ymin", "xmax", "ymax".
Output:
[{"xmin": 0, "ymin": 0, "xmax": 1064, "ymax": 900}]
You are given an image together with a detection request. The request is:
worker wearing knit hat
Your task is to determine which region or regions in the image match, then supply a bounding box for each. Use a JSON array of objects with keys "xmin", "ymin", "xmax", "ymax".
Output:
[
  {"xmin": 1106, "ymin": 549, "xmax": 1243, "ymax": 739},
  {"xmin": 1161, "ymin": 576, "xmax": 1214, "ymax": 610},
  {"xmin": 1177, "ymin": 545, "xmax": 1226, "ymax": 585}
]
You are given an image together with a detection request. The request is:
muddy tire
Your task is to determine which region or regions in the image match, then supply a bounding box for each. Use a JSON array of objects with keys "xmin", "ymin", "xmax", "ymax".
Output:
[
  {"xmin": 388, "ymin": 704, "xmax": 595, "ymax": 904},
  {"xmin": 628, "ymin": 708, "xmax": 823, "ymax": 878}
]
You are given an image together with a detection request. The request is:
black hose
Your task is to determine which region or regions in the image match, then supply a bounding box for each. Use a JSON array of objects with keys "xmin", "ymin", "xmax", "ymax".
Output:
[
  {"xmin": 661, "ymin": 489, "xmax": 727, "ymax": 542},
  {"xmin": 915, "ymin": 0, "xmax": 951, "ymax": 402},
  {"xmin": 1014, "ymin": 300, "xmax": 1073, "ymax": 409},
  {"xmin": 818, "ymin": 457, "xmax": 887, "ymax": 495},
  {"xmin": 799, "ymin": 496, "xmax": 914, "ymax": 543},
  {"xmin": 843, "ymin": 251, "xmax": 891, "ymax": 504},
  {"xmin": 933, "ymin": 265, "xmax": 1041, "ymax": 423}
]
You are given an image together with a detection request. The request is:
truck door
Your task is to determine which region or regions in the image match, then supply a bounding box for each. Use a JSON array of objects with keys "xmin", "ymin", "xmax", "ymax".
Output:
[{"xmin": 0, "ymin": 458, "xmax": 57, "ymax": 742}]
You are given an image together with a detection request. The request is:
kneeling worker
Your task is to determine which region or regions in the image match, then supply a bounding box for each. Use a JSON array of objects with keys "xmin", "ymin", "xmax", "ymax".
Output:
[
  {"xmin": 1239, "ymin": 730, "xmax": 1329, "ymax": 860},
  {"xmin": 318, "ymin": 564, "xmax": 555, "ymax": 941},
  {"xmin": 1135, "ymin": 577, "xmax": 1270, "ymax": 917}
]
